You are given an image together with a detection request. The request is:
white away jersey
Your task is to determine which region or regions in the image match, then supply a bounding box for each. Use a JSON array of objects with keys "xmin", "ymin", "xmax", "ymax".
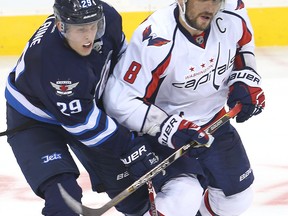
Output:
[{"xmin": 103, "ymin": 2, "xmax": 262, "ymax": 132}]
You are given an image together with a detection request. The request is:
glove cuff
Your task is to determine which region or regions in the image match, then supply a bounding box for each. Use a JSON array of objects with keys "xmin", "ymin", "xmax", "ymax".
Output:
[
  {"xmin": 227, "ymin": 69, "xmax": 261, "ymax": 87},
  {"xmin": 157, "ymin": 115, "xmax": 182, "ymax": 148},
  {"xmin": 142, "ymin": 104, "xmax": 168, "ymax": 136}
]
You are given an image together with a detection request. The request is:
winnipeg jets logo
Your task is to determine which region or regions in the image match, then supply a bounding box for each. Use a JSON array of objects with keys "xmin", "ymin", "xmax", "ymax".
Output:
[
  {"xmin": 142, "ymin": 25, "xmax": 170, "ymax": 47},
  {"xmin": 50, "ymin": 81, "xmax": 79, "ymax": 96},
  {"xmin": 41, "ymin": 153, "xmax": 62, "ymax": 164}
]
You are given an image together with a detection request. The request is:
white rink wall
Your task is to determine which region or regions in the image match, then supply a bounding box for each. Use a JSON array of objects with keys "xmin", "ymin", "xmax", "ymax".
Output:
[{"xmin": 1, "ymin": 0, "xmax": 288, "ymax": 16}]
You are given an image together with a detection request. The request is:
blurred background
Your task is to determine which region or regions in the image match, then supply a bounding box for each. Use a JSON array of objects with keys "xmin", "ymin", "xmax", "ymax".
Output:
[{"xmin": 0, "ymin": 0, "xmax": 288, "ymax": 55}]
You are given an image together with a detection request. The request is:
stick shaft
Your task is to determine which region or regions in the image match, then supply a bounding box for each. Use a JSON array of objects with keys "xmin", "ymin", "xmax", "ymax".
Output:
[{"xmin": 59, "ymin": 104, "xmax": 242, "ymax": 216}]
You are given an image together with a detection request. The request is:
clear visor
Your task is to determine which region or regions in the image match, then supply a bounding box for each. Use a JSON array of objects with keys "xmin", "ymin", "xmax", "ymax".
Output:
[{"xmin": 64, "ymin": 16, "xmax": 105, "ymax": 39}]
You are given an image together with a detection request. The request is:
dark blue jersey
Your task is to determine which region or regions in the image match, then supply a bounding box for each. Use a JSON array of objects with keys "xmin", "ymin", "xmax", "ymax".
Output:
[{"xmin": 5, "ymin": 2, "xmax": 132, "ymax": 149}]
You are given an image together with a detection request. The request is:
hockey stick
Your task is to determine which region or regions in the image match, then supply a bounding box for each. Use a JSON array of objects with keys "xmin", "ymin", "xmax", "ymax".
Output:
[
  {"xmin": 58, "ymin": 103, "xmax": 242, "ymax": 216},
  {"xmin": 0, "ymin": 120, "xmax": 37, "ymax": 136},
  {"xmin": 147, "ymin": 180, "xmax": 158, "ymax": 216}
]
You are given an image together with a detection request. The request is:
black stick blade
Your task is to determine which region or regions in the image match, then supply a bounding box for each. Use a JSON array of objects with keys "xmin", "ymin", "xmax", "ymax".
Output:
[
  {"xmin": 58, "ymin": 183, "xmax": 84, "ymax": 214},
  {"xmin": 58, "ymin": 183, "xmax": 106, "ymax": 216}
]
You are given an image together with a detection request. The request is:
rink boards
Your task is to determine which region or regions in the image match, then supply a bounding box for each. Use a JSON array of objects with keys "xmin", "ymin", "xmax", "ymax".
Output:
[{"xmin": 0, "ymin": 7, "xmax": 288, "ymax": 55}]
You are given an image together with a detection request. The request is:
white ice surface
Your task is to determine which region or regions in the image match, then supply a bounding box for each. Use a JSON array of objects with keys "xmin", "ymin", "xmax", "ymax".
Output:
[{"xmin": 0, "ymin": 46, "xmax": 288, "ymax": 215}]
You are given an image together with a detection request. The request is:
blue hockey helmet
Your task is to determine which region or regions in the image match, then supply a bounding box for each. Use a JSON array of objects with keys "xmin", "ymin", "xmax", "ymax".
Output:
[{"xmin": 53, "ymin": 0, "xmax": 103, "ymax": 25}]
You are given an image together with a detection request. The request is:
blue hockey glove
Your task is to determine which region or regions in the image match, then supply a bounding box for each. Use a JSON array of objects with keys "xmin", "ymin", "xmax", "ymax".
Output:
[
  {"xmin": 227, "ymin": 82, "xmax": 265, "ymax": 123},
  {"xmin": 121, "ymin": 137, "xmax": 161, "ymax": 179},
  {"xmin": 157, "ymin": 115, "xmax": 214, "ymax": 149}
]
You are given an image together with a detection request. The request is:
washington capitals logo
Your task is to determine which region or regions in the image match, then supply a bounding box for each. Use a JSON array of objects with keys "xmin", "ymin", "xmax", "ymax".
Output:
[
  {"xmin": 142, "ymin": 25, "xmax": 170, "ymax": 47},
  {"xmin": 235, "ymin": 0, "xmax": 245, "ymax": 10},
  {"xmin": 50, "ymin": 80, "xmax": 79, "ymax": 96}
]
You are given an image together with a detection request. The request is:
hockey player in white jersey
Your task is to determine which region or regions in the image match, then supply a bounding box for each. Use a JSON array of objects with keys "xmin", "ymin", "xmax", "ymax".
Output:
[{"xmin": 104, "ymin": 0, "xmax": 265, "ymax": 215}]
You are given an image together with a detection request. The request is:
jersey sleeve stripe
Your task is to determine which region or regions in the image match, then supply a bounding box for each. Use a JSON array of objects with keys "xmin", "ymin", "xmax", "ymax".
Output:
[
  {"xmin": 145, "ymin": 53, "xmax": 172, "ymax": 101},
  {"xmin": 5, "ymin": 77, "xmax": 58, "ymax": 124},
  {"xmin": 62, "ymin": 101, "xmax": 101, "ymax": 134},
  {"xmin": 78, "ymin": 117, "xmax": 117, "ymax": 147},
  {"xmin": 238, "ymin": 20, "xmax": 252, "ymax": 47}
]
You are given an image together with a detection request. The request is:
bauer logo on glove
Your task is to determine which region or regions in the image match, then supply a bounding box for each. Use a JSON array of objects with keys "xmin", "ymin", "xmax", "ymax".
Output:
[
  {"xmin": 157, "ymin": 115, "xmax": 214, "ymax": 149},
  {"xmin": 120, "ymin": 139, "xmax": 162, "ymax": 179},
  {"xmin": 121, "ymin": 145, "xmax": 148, "ymax": 165},
  {"xmin": 159, "ymin": 116, "xmax": 180, "ymax": 146}
]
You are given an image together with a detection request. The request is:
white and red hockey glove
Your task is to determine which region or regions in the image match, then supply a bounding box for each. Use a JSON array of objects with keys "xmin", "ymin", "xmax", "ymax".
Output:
[
  {"xmin": 157, "ymin": 115, "xmax": 214, "ymax": 149},
  {"xmin": 227, "ymin": 82, "xmax": 265, "ymax": 123}
]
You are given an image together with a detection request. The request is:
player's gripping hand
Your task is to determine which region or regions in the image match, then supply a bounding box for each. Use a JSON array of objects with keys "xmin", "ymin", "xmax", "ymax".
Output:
[
  {"xmin": 227, "ymin": 82, "xmax": 265, "ymax": 123},
  {"xmin": 120, "ymin": 137, "xmax": 160, "ymax": 179},
  {"xmin": 157, "ymin": 115, "xmax": 214, "ymax": 149}
]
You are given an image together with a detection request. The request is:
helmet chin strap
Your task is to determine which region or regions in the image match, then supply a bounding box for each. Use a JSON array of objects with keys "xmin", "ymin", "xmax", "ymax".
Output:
[
  {"xmin": 176, "ymin": 0, "xmax": 225, "ymax": 32},
  {"xmin": 176, "ymin": 0, "xmax": 198, "ymax": 32}
]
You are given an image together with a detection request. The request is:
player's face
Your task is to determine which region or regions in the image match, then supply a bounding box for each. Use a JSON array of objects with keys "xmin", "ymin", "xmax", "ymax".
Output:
[
  {"xmin": 64, "ymin": 22, "xmax": 98, "ymax": 56},
  {"xmin": 185, "ymin": 0, "xmax": 222, "ymax": 31}
]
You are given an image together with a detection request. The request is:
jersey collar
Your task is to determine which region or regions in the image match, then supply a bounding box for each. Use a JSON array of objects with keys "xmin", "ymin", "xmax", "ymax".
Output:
[{"xmin": 174, "ymin": 5, "xmax": 211, "ymax": 49}]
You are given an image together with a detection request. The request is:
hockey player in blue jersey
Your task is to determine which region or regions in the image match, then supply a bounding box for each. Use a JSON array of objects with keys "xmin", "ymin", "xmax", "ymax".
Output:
[
  {"xmin": 4, "ymin": 0, "xmax": 153, "ymax": 215},
  {"xmin": 4, "ymin": 0, "xmax": 211, "ymax": 215},
  {"xmin": 104, "ymin": 0, "xmax": 266, "ymax": 215}
]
